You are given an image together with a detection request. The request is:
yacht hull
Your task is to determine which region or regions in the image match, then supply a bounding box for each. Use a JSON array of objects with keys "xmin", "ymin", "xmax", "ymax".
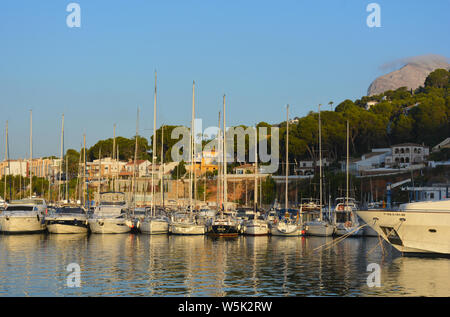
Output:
[
  {"xmin": 243, "ymin": 223, "xmax": 269, "ymax": 236},
  {"xmin": 270, "ymin": 223, "xmax": 301, "ymax": 236},
  {"xmin": 171, "ymin": 223, "xmax": 205, "ymax": 235},
  {"xmin": 304, "ymin": 221, "xmax": 334, "ymax": 237},
  {"xmin": 140, "ymin": 219, "xmax": 169, "ymax": 235},
  {"xmin": 208, "ymin": 224, "xmax": 239, "ymax": 237},
  {"xmin": 88, "ymin": 218, "xmax": 132, "ymax": 234},
  {"xmin": 0, "ymin": 215, "xmax": 46, "ymax": 234},
  {"xmin": 357, "ymin": 208, "xmax": 450, "ymax": 255}
]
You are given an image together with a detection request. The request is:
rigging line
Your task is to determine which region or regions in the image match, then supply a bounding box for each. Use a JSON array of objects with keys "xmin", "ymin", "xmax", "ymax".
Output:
[{"xmin": 366, "ymin": 219, "xmax": 404, "ymax": 256}]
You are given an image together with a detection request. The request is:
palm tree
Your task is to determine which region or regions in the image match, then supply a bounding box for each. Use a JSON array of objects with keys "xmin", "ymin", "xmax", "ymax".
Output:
[{"xmin": 329, "ymin": 101, "xmax": 334, "ymax": 111}]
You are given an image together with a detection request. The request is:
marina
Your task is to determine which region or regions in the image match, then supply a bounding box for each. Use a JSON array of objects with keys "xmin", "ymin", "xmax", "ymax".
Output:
[
  {"xmin": 0, "ymin": 1, "xmax": 449, "ymax": 300},
  {"xmin": 1, "ymin": 233, "xmax": 450, "ymax": 297}
]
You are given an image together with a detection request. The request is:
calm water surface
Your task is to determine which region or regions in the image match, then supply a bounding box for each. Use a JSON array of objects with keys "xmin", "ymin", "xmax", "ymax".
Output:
[{"xmin": 0, "ymin": 234, "xmax": 449, "ymax": 296}]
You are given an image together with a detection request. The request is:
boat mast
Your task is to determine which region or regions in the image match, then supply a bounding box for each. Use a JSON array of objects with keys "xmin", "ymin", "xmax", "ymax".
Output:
[
  {"xmin": 223, "ymin": 94, "xmax": 227, "ymax": 213},
  {"xmin": 160, "ymin": 125, "xmax": 164, "ymax": 209},
  {"xmin": 189, "ymin": 81, "xmax": 195, "ymax": 215},
  {"xmin": 285, "ymin": 105, "xmax": 289, "ymax": 211},
  {"xmin": 346, "ymin": 120, "xmax": 349, "ymax": 207},
  {"xmin": 83, "ymin": 134, "xmax": 86, "ymax": 208},
  {"xmin": 59, "ymin": 114, "xmax": 64, "ymax": 203},
  {"xmin": 98, "ymin": 147, "xmax": 102, "ymax": 205},
  {"xmin": 319, "ymin": 104, "xmax": 323, "ymax": 221},
  {"xmin": 254, "ymin": 124, "xmax": 258, "ymax": 214},
  {"xmin": 217, "ymin": 111, "xmax": 221, "ymax": 211},
  {"xmin": 151, "ymin": 71, "xmax": 157, "ymax": 217},
  {"xmin": 29, "ymin": 110, "xmax": 32, "ymax": 198},
  {"xmin": 133, "ymin": 107, "xmax": 139, "ymax": 211},
  {"xmin": 4, "ymin": 121, "xmax": 9, "ymax": 202},
  {"xmin": 112, "ymin": 124, "xmax": 116, "ymax": 191}
]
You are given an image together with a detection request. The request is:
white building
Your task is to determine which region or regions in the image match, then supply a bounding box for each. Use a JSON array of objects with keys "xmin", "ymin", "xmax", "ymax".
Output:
[{"xmin": 385, "ymin": 143, "xmax": 429, "ymax": 168}]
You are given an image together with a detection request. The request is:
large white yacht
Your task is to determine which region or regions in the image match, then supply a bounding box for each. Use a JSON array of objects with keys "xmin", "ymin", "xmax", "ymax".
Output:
[
  {"xmin": 45, "ymin": 204, "xmax": 88, "ymax": 234},
  {"xmin": 357, "ymin": 199, "xmax": 450, "ymax": 255},
  {"xmin": 88, "ymin": 192, "xmax": 134, "ymax": 234},
  {"xmin": 0, "ymin": 198, "xmax": 47, "ymax": 234}
]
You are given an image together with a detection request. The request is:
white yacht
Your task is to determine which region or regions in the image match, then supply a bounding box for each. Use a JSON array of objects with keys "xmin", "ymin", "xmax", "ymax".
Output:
[
  {"xmin": 88, "ymin": 192, "xmax": 134, "ymax": 234},
  {"xmin": 357, "ymin": 199, "xmax": 450, "ymax": 255},
  {"xmin": 45, "ymin": 205, "xmax": 88, "ymax": 234},
  {"xmin": 0, "ymin": 198, "xmax": 47, "ymax": 234}
]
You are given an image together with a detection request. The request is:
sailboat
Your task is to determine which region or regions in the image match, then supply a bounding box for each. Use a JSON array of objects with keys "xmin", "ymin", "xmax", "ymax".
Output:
[
  {"xmin": 208, "ymin": 95, "xmax": 240, "ymax": 236},
  {"xmin": 304, "ymin": 104, "xmax": 334, "ymax": 236},
  {"xmin": 139, "ymin": 72, "xmax": 170, "ymax": 234},
  {"xmin": 333, "ymin": 121, "xmax": 362, "ymax": 236},
  {"xmin": 270, "ymin": 105, "xmax": 301, "ymax": 236},
  {"xmin": 170, "ymin": 81, "xmax": 206, "ymax": 235},
  {"xmin": 242, "ymin": 125, "xmax": 269, "ymax": 236}
]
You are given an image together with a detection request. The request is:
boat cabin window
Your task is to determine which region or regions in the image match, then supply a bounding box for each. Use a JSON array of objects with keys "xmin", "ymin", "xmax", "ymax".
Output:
[
  {"xmin": 57, "ymin": 207, "xmax": 84, "ymax": 214},
  {"xmin": 5, "ymin": 206, "xmax": 34, "ymax": 211},
  {"xmin": 336, "ymin": 211, "xmax": 351, "ymax": 223}
]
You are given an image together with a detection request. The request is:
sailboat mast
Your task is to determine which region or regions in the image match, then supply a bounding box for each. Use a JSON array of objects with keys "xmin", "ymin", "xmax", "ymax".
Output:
[
  {"xmin": 152, "ymin": 71, "xmax": 157, "ymax": 217},
  {"xmin": 346, "ymin": 120, "xmax": 349, "ymax": 207},
  {"xmin": 160, "ymin": 125, "xmax": 164, "ymax": 208},
  {"xmin": 254, "ymin": 125, "xmax": 258, "ymax": 213},
  {"xmin": 217, "ymin": 111, "xmax": 221, "ymax": 210},
  {"xmin": 29, "ymin": 110, "xmax": 32, "ymax": 198},
  {"xmin": 112, "ymin": 124, "xmax": 116, "ymax": 191},
  {"xmin": 319, "ymin": 104, "xmax": 323, "ymax": 220},
  {"xmin": 83, "ymin": 134, "xmax": 86, "ymax": 208},
  {"xmin": 59, "ymin": 114, "xmax": 64, "ymax": 203},
  {"xmin": 223, "ymin": 94, "xmax": 227, "ymax": 212},
  {"xmin": 285, "ymin": 105, "xmax": 289, "ymax": 211},
  {"xmin": 4, "ymin": 121, "xmax": 7, "ymax": 201},
  {"xmin": 189, "ymin": 81, "xmax": 195, "ymax": 214},
  {"xmin": 133, "ymin": 107, "xmax": 139, "ymax": 210},
  {"xmin": 98, "ymin": 147, "xmax": 101, "ymax": 205}
]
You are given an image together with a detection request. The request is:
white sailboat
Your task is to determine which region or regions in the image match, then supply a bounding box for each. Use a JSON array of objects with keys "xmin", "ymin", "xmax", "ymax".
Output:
[
  {"xmin": 170, "ymin": 81, "xmax": 205, "ymax": 235},
  {"xmin": 139, "ymin": 71, "xmax": 170, "ymax": 234},
  {"xmin": 242, "ymin": 125, "xmax": 269, "ymax": 236},
  {"xmin": 270, "ymin": 105, "xmax": 301, "ymax": 237},
  {"xmin": 333, "ymin": 121, "xmax": 362, "ymax": 236},
  {"xmin": 304, "ymin": 104, "xmax": 334, "ymax": 236},
  {"xmin": 357, "ymin": 199, "xmax": 450, "ymax": 255},
  {"xmin": 208, "ymin": 95, "xmax": 240, "ymax": 236}
]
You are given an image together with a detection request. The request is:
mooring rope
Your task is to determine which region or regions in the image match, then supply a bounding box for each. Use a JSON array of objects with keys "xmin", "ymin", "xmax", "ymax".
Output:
[
  {"xmin": 312, "ymin": 223, "xmax": 369, "ymax": 253},
  {"xmin": 366, "ymin": 219, "xmax": 404, "ymax": 256}
]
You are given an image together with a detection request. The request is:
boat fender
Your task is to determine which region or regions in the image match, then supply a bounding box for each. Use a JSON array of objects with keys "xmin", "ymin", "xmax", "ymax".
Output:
[{"xmin": 37, "ymin": 214, "xmax": 40, "ymax": 222}]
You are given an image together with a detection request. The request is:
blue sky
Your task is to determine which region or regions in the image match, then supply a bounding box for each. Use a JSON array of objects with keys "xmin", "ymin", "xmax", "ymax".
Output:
[{"xmin": 0, "ymin": 0, "xmax": 449, "ymax": 159}]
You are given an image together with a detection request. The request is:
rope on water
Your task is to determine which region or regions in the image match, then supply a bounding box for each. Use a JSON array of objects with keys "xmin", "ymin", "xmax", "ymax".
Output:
[{"xmin": 312, "ymin": 223, "xmax": 369, "ymax": 253}]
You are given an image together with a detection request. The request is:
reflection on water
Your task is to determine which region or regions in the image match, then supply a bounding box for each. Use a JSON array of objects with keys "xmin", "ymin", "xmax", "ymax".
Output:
[{"xmin": 0, "ymin": 234, "xmax": 449, "ymax": 296}]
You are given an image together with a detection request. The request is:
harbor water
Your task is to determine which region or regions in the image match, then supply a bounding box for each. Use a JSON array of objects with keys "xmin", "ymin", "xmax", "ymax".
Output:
[{"xmin": 0, "ymin": 234, "xmax": 449, "ymax": 296}]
